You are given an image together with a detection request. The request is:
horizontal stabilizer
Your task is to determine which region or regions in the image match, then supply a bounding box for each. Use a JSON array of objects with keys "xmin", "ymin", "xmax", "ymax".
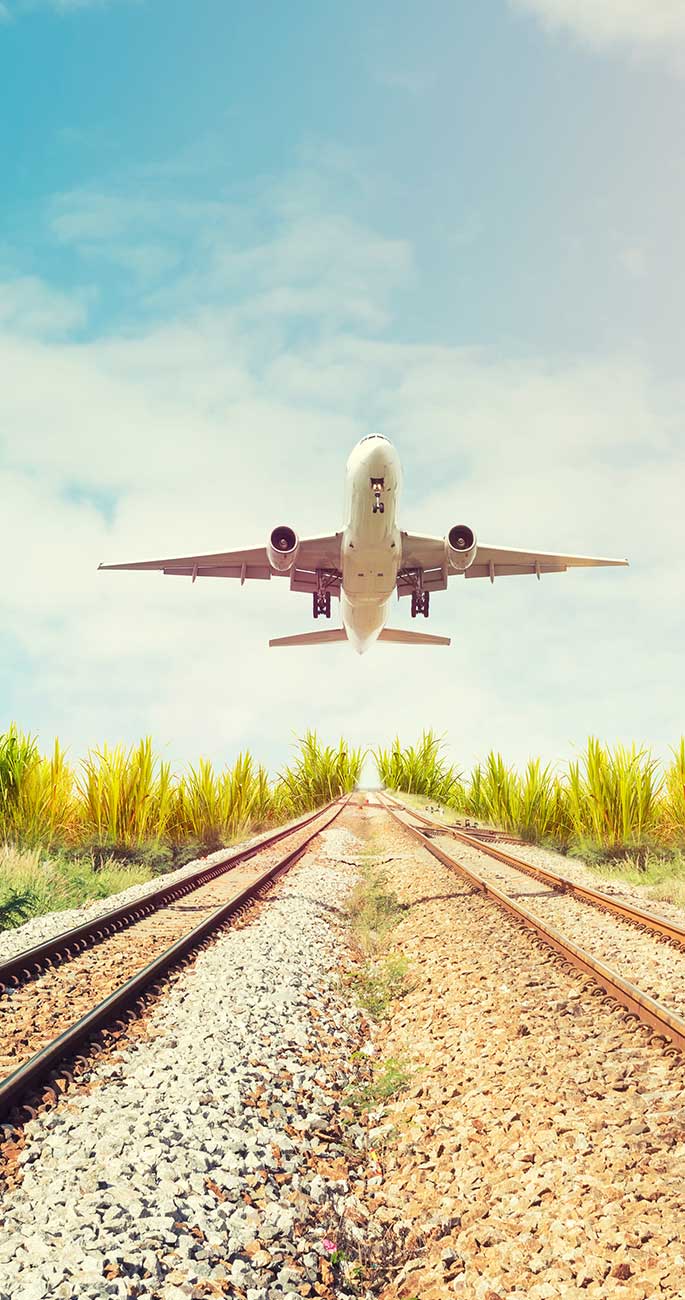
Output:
[
  {"xmin": 269, "ymin": 627, "xmax": 451, "ymax": 648},
  {"xmin": 269, "ymin": 629, "xmax": 348, "ymax": 647},
  {"xmin": 379, "ymin": 628, "xmax": 450, "ymax": 646}
]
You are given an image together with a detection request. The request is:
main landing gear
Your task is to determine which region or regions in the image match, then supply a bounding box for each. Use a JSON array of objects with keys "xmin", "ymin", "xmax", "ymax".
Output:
[
  {"xmin": 313, "ymin": 591, "xmax": 331, "ymax": 619},
  {"xmin": 411, "ymin": 591, "xmax": 430, "ymax": 619}
]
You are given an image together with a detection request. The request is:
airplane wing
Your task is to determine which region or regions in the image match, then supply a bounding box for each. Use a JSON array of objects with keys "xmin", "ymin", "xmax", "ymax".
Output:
[
  {"xmin": 99, "ymin": 535, "xmax": 342, "ymax": 585},
  {"xmin": 400, "ymin": 532, "xmax": 628, "ymax": 587},
  {"xmin": 464, "ymin": 544, "xmax": 629, "ymax": 581}
]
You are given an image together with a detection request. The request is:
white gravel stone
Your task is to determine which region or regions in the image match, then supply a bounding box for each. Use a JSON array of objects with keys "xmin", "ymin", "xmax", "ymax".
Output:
[
  {"xmin": 0, "ymin": 811, "xmax": 322, "ymax": 966},
  {"xmin": 0, "ymin": 827, "xmax": 369, "ymax": 1300}
]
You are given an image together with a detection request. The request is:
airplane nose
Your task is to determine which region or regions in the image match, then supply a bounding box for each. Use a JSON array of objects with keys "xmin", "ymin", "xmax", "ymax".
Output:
[{"xmin": 359, "ymin": 437, "xmax": 390, "ymax": 471}]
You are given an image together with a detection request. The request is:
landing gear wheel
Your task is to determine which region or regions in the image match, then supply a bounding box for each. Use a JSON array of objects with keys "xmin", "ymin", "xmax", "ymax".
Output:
[
  {"xmin": 313, "ymin": 591, "xmax": 332, "ymax": 620},
  {"xmin": 411, "ymin": 591, "xmax": 430, "ymax": 619}
]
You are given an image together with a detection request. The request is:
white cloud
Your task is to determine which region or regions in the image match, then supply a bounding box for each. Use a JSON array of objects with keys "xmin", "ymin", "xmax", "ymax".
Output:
[
  {"xmin": 49, "ymin": 184, "xmax": 413, "ymax": 330},
  {"xmin": 510, "ymin": 0, "xmax": 685, "ymax": 52},
  {"xmin": 2, "ymin": 166, "xmax": 682, "ymax": 775},
  {"xmin": 0, "ymin": 276, "xmax": 89, "ymax": 336},
  {"xmin": 1, "ymin": 276, "xmax": 682, "ymax": 774}
]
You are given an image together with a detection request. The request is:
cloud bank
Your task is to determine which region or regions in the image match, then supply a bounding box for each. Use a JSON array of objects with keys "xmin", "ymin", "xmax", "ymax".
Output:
[{"xmin": 511, "ymin": 0, "xmax": 685, "ymax": 51}]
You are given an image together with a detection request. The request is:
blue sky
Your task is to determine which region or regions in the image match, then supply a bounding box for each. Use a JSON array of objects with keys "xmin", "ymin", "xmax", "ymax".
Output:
[{"xmin": 1, "ymin": 0, "xmax": 684, "ymax": 778}]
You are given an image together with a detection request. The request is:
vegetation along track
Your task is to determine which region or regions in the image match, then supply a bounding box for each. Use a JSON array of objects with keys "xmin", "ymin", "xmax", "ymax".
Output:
[
  {"xmin": 381, "ymin": 793, "xmax": 685, "ymax": 1056},
  {"xmin": 0, "ymin": 798, "xmax": 347, "ymax": 1122}
]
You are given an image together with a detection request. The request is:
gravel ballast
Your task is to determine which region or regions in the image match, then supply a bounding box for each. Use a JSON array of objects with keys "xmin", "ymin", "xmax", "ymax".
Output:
[
  {"xmin": 0, "ymin": 825, "xmax": 374, "ymax": 1300},
  {"xmin": 0, "ymin": 812, "xmax": 327, "ymax": 967},
  {"xmin": 358, "ymin": 810, "xmax": 685, "ymax": 1300},
  {"xmin": 427, "ymin": 828, "xmax": 685, "ymax": 1019}
]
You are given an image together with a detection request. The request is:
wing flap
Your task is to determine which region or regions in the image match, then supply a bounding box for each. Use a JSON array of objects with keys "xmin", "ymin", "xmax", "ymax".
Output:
[
  {"xmin": 152, "ymin": 564, "xmax": 273, "ymax": 580},
  {"xmin": 465, "ymin": 561, "xmax": 567, "ymax": 580}
]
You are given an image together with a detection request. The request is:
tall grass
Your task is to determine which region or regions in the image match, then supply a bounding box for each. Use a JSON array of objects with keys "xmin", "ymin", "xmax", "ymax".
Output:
[
  {"xmin": 171, "ymin": 753, "xmax": 273, "ymax": 848},
  {"xmin": 273, "ymin": 731, "xmax": 364, "ymax": 818},
  {"xmin": 565, "ymin": 740, "xmax": 663, "ymax": 855},
  {"xmin": 378, "ymin": 735, "xmax": 685, "ymax": 858},
  {"xmin": 0, "ymin": 725, "xmax": 360, "ymax": 860},
  {"xmin": 374, "ymin": 730, "xmax": 463, "ymax": 804}
]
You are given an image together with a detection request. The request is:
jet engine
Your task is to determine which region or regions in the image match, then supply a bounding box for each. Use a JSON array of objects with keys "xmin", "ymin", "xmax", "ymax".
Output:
[
  {"xmin": 445, "ymin": 524, "xmax": 477, "ymax": 572},
  {"xmin": 268, "ymin": 525, "xmax": 300, "ymax": 572}
]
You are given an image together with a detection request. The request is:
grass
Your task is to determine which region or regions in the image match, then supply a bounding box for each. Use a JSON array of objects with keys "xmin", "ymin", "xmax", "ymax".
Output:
[
  {"xmin": 344, "ymin": 844, "xmax": 414, "ymax": 1114},
  {"xmin": 0, "ymin": 725, "xmax": 363, "ymax": 930},
  {"xmin": 590, "ymin": 849, "xmax": 685, "ymax": 909},
  {"xmin": 374, "ymin": 730, "xmax": 463, "ymax": 804},
  {"xmin": 346, "ymin": 862, "xmax": 407, "ymax": 957},
  {"xmin": 379, "ymin": 734, "xmax": 685, "ymax": 861},
  {"xmin": 348, "ymin": 1055, "xmax": 412, "ymax": 1111},
  {"xmin": 349, "ymin": 953, "xmax": 413, "ymax": 1020},
  {"xmin": 0, "ymin": 843, "xmax": 153, "ymax": 927}
]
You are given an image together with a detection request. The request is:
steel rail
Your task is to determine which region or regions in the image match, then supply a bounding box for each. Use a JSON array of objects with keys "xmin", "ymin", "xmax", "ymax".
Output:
[
  {"xmin": 0, "ymin": 798, "xmax": 343, "ymax": 990},
  {"xmin": 384, "ymin": 793, "xmax": 685, "ymax": 951},
  {"xmin": 0, "ymin": 798, "xmax": 348, "ymax": 1122},
  {"xmin": 381, "ymin": 797, "xmax": 685, "ymax": 1056}
]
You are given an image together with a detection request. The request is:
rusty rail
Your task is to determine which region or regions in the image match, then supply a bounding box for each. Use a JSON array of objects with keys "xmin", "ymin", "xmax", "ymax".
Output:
[
  {"xmin": 381, "ymin": 796, "xmax": 685, "ymax": 1056},
  {"xmin": 384, "ymin": 793, "xmax": 685, "ymax": 950}
]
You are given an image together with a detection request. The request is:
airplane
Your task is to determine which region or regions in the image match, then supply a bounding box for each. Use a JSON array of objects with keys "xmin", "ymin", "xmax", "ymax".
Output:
[{"xmin": 99, "ymin": 434, "xmax": 628, "ymax": 654}]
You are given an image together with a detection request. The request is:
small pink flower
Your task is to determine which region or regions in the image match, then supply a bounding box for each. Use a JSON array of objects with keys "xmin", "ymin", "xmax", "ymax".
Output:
[{"xmin": 322, "ymin": 1238, "xmax": 337, "ymax": 1253}]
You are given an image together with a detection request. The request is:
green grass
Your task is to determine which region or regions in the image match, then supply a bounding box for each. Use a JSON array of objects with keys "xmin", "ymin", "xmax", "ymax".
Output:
[
  {"xmin": 374, "ymin": 730, "xmax": 463, "ymax": 804},
  {"xmin": 0, "ymin": 725, "xmax": 364, "ymax": 930},
  {"xmin": 0, "ymin": 725, "xmax": 361, "ymax": 855},
  {"xmin": 349, "ymin": 953, "xmax": 414, "ymax": 1020},
  {"xmin": 348, "ymin": 1056, "xmax": 412, "ymax": 1111},
  {"xmin": 346, "ymin": 858, "xmax": 406, "ymax": 957},
  {"xmin": 0, "ymin": 843, "xmax": 154, "ymax": 929},
  {"xmin": 589, "ymin": 849, "xmax": 685, "ymax": 910},
  {"xmin": 379, "ymin": 735, "xmax": 685, "ymax": 859},
  {"xmin": 344, "ymin": 848, "xmax": 414, "ymax": 1112}
]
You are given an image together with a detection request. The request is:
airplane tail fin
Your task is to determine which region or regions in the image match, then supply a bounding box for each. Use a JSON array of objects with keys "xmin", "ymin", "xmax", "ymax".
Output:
[{"xmin": 269, "ymin": 627, "xmax": 450, "ymax": 647}]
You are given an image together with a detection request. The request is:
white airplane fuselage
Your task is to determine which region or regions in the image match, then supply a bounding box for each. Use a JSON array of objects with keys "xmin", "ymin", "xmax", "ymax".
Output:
[{"xmin": 341, "ymin": 436, "xmax": 402, "ymax": 653}]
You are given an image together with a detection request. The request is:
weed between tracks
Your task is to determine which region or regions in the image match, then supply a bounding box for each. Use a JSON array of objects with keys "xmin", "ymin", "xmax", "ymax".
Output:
[
  {"xmin": 344, "ymin": 844, "xmax": 414, "ymax": 1109},
  {"xmin": 315, "ymin": 846, "xmax": 425, "ymax": 1296}
]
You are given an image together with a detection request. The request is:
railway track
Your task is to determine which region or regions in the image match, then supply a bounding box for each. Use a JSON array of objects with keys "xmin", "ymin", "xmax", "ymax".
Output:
[
  {"xmin": 0, "ymin": 798, "xmax": 347, "ymax": 1123},
  {"xmin": 380, "ymin": 792, "xmax": 685, "ymax": 1057}
]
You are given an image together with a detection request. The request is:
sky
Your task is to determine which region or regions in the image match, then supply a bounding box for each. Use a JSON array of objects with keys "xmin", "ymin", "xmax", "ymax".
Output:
[{"xmin": 1, "ymin": 0, "xmax": 684, "ymax": 782}]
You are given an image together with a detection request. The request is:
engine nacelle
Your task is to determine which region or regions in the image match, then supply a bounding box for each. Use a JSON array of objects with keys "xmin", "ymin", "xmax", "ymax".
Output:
[
  {"xmin": 268, "ymin": 525, "xmax": 300, "ymax": 572},
  {"xmin": 445, "ymin": 524, "xmax": 477, "ymax": 572}
]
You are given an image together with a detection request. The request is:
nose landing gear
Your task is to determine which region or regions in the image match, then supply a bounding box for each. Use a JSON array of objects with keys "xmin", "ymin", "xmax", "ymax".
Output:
[{"xmin": 370, "ymin": 477, "xmax": 385, "ymax": 514}]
